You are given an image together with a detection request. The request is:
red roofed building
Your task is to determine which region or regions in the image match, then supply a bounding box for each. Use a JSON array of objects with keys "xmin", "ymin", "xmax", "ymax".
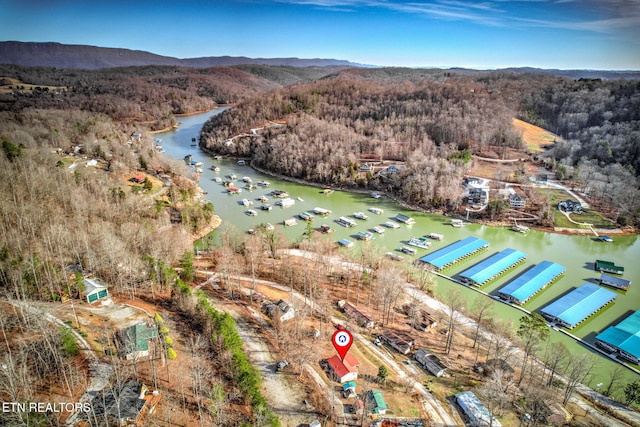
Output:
[{"xmin": 326, "ymin": 353, "xmax": 360, "ymax": 383}]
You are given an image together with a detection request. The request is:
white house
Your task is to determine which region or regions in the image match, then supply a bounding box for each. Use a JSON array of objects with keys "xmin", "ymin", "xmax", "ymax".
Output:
[{"xmin": 83, "ymin": 278, "xmax": 109, "ymax": 304}]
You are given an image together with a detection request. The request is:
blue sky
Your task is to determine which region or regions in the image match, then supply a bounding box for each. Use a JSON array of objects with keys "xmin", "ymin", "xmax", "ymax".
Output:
[{"xmin": 1, "ymin": 0, "xmax": 639, "ymax": 69}]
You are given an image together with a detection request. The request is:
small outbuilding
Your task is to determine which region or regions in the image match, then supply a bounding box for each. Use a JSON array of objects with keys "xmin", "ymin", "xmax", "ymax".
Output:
[
  {"xmin": 367, "ymin": 390, "xmax": 389, "ymax": 415},
  {"xmin": 82, "ymin": 278, "xmax": 109, "ymax": 304},
  {"xmin": 117, "ymin": 322, "xmax": 159, "ymax": 360}
]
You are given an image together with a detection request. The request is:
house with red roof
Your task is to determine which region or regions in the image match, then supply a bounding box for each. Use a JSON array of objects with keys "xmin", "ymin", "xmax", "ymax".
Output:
[{"xmin": 326, "ymin": 353, "xmax": 360, "ymax": 383}]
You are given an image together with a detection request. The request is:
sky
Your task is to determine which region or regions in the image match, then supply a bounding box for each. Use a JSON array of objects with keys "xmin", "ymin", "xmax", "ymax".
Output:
[{"xmin": 1, "ymin": 0, "xmax": 640, "ymax": 70}]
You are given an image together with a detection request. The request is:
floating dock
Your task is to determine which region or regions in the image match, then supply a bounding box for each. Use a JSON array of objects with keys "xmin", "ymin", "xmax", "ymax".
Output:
[
  {"xmin": 595, "ymin": 259, "xmax": 624, "ymax": 275},
  {"xmin": 599, "ymin": 273, "xmax": 631, "ymax": 291},
  {"xmin": 595, "ymin": 310, "xmax": 640, "ymax": 364},
  {"xmin": 458, "ymin": 248, "xmax": 526, "ymax": 286},
  {"xmin": 497, "ymin": 261, "xmax": 566, "ymax": 304},
  {"xmin": 540, "ymin": 283, "xmax": 616, "ymax": 329},
  {"xmin": 418, "ymin": 236, "xmax": 489, "ymax": 270}
]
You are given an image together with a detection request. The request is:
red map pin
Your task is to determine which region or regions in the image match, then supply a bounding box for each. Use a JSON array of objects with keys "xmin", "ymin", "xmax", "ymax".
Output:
[{"xmin": 332, "ymin": 329, "xmax": 353, "ymax": 361}]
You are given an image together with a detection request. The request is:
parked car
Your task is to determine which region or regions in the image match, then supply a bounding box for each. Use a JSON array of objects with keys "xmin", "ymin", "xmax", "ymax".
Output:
[{"xmin": 276, "ymin": 360, "xmax": 289, "ymax": 371}]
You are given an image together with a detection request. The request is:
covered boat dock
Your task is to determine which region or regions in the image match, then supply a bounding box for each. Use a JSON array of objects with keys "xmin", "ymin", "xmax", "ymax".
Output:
[
  {"xmin": 497, "ymin": 261, "xmax": 566, "ymax": 304},
  {"xmin": 540, "ymin": 283, "xmax": 616, "ymax": 329},
  {"xmin": 418, "ymin": 236, "xmax": 489, "ymax": 270},
  {"xmin": 458, "ymin": 248, "xmax": 527, "ymax": 286},
  {"xmin": 595, "ymin": 310, "xmax": 640, "ymax": 364}
]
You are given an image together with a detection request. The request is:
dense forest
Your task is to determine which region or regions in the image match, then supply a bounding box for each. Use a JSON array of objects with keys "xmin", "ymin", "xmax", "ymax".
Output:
[{"xmin": 201, "ymin": 70, "xmax": 640, "ymax": 223}]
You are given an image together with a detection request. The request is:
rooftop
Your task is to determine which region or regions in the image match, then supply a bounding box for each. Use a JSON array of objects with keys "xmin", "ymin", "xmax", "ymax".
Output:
[
  {"xmin": 595, "ymin": 310, "xmax": 640, "ymax": 361},
  {"xmin": 541, "ymin": 283, "xmax": 616, "ymax": 329}
]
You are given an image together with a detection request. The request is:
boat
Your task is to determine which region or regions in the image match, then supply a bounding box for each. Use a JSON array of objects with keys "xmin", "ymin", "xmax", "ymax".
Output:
[
  {"xmin": 407, "ymin": 237, "xmax": 431, "ymax": 249},
  {"xmin": 395, "ymin": 213, "xmax": 415, "ymax": 225},
  {"xmin": 598, "ymin": 235, "xmax": 614, "ymax": 242},
  {"xmin": 451, "ymin": 219, "xmax": 464, "ymax": 227},
  {"xmin": 213, "ymin": 177, "xmax": 222, "ymax": 183},
  {"xmin": 245, "ymin": 184, "xmax": 257, "ymax": 191},
  {"xmin": 271, "ymin": 190, "xmax": 289, "ymax": 198},
  {"xmin": 386, "ymin": 252, "xmax": 404, "ymax": 261},
  {"xmin": 283, "ymin": 218, "xmax": 297, "ymax": 227},
  {"xmin": 228, "ymin": 173, "xmax": 237, "ymax": 180},
  {"xmin": 313, "ymin": 207, "xmax": 332, "ymax": 216},
  {"xmin": 195, "ymin": 168, "xmax": 203, "ymax": 173},
  {"xmin": 228, "ymin": 187, "xmax": 242, "ymax": 194},
  {"xmin": 368, "ymin": 207, "xmax": 384, "ymax": 215},
  {"xmin": 297, "ymin": 196, "xmax": 304, "ymax": 202},
  {"xmin": 372, "ymin": 226, "xmax": 385, "ymax": 234},
  {"xmin": 426, "ymin": 233, "xmax": 443, "ymax": 240},
  {"xmin": 400, "ymin": 246, "xmax": 417, "ymax": 255},
  {"xmin": 260, "ymin": 204, "xmax": 272, "ymax": 211},
  {"xmin": 246, "ymin": 209, "xmax": 257, "ymax": 216},
  {"xmin": 511, "ymin": 224, "xmax": 530, "ymax": 234},
  {"xmin": 258, "ymin": 195, "xmax": 269, "ymax": 203},
  {"xmin": 319, "ymin": 224, "xmax": 334, "ymax": 234},
  {"xmin": 247, "ymin": 229, "xmax": 255, "ymax": 235},
  {"xmin": 237, "ymin": 160, "xmax": 246, "ymax": 166},
  {"xmin": 371, "ymin": 192, "xmax": 382, "ymax": 199},
  {"xmin": 299, "ymin": 211, "xmax": 315, "ymax": 221},
  {"xmin": 194, "ymin": 161, "xmax": 203, "ymax": 168},
  {"xmin": 321, "ymin": 188, "xmax": 334, "ymax": 195},
  {"xmin": 384, "ymin": 221, "xmax": 400, "ymax": 229},
  {"xmin": 210, "ymin": 165, "xmax": 220, "ymax": 172},
  {"xmin": 242, "ymin": 176, "xmax": 252, "ymax": 183},
  {"xmin": 337, "ymin": 217, "xmax": 357, "ymax": 227},
  {"xmin": 357, "ymin": 231, "xmax": 375, "ymax": 241},
  {"xmin": 240, "ymin": 198, "xmax": 253, "ymax": 206},
  {"xmin": 257, "ymin": 180, "xmax": 270, "ymax": 187},
  {"xmin": 265, "ymin": 223, "xmax": 275, "ymax": 231},
  {"xmin": 353, "ymin": 212, "xmax": 369, "ymax": 220},
  {"xmin": 276, "ymin": 198, "xmax": 295, "ymax": 207},
  {"xmin": 338, "ymin": 238, "xmax": 354, "ymax": 248}
]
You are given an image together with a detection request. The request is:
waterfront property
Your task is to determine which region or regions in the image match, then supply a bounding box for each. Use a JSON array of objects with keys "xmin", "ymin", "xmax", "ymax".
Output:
[
  {"xmin": 595, "ymin": 310, "xmax": 640, "ymax": 364},
  {"xmin": 540, "ymin": 283, "xmax": 617, "ymax": 329},
  {"xmin": 419, "ymin": 236, "xmax": 489, "ymax": 270},
  {"xmin": 459, "ymin": 249, "xmax": 526, "ymax": 286},
  {"xmin": 337, "ymin": 216, "xmax": 357, "ymax": 227},
  {"xmin": 595, "ymin": 259, "xmax": 625, "ymax": 275},
  {"xmin": 455, "ymin": 391, "xmax": 502, "ymax": 427},
  {"xmin": 599, "ymin": 273, "xmax": 631, "ymax": 291},
  {"xmin": 497, "ymin": 261, "xmax": 566, "ymax": 304}
]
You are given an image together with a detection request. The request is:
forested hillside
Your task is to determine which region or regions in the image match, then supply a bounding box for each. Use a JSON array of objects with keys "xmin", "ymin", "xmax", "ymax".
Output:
[{"xmin": 201, "ymin": 70, "xmax": 640, "ymax": 223}]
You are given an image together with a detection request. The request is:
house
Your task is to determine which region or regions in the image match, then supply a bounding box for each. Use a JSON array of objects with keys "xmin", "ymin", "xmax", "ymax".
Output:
[
  {"xmin": 509, "ymin": 193, "xmax": 526, "ymax": 208},
  {"xmin": 86, "ymin": 380, "xmax": 160, "ymax": 426},
  {"xmin": 82, "ymin": 278, "xmax": 109, "ymax": 304},
  {"xmin": 337, "ymin": 300, "xmax": 375, "ymax": 328},
  {"xmin": 359, "ymin": 163, "xmax": 373, "ymax": 173},
  {"xmin": 402, "ymin": 303, "xmax": 438, "ymax": 331},
  {"xmin": 414, "ymin": 348, "xmax": 448, "ymax": 377},
  {"xmin": 456, "ymin": 391, "xmax": 501, "ymax": 427},
  {"xmin": 326, "ymin": 353, "xmax": 360, "ymax": 383},
  {"xmin": 367, "ymin": 390, "xmax": 388, "ymax": 415},
  {"xmin": 264, "ymin": 299, "xmax": 295, "ymax": 321},
  {"xmin": 558, "ymin": 199, "xmax": 582, "ymax": 213},
  {"xmin": 117, "ymin": 323, "xmax": 159, "ymax": 360},
  {"xmin": 129, "ymin": 174, "xmax": 146, "ymax": 184},
  {"xmin": 378, "ymin": 165, "xmax": 400, "ymax": 176},
  {"xmin": 379, "ymin": 330, "xmax": 414, "ymax": 355}
]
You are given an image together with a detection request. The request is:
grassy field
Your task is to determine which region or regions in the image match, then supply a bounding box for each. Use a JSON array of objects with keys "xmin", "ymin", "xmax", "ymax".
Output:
[
  {"xmin": 513, "ymin": 118, "xmax": 561, "ymax": 153},
  {"xmin": 0, "ymin": 76, "xmax": 67, "ymax": 94},
  {"xmin": 538, "ymin": 188, "xmax": 613, "ymax": 228}
]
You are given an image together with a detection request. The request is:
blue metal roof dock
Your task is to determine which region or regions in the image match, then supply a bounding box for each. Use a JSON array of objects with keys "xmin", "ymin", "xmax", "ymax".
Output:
[
  {"xmin": 497, "ymin": 261, "xmax": 566, "ymax": 304},
  {"xmin": 458, "ymin": 248, "xmax": 527, "ymax": 286},
  {"xmin": 595, "ymin": 310, "xmax": 640, "ymax": 364},
  {"xmin": 418, "ymin": 236, "xmax": 489, "ymax": 270},
  {"xmin": 540, "ymin": 283, "xmax": 617, "ymax": 329}
]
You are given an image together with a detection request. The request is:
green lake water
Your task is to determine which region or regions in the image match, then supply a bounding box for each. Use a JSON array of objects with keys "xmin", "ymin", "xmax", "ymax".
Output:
[{"xmin": 160, "ymin": 110, "xmax": 640, "ymax": 390}]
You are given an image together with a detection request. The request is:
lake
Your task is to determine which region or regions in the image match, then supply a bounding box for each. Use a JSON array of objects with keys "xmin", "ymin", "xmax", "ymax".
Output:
[{"xmin": 159, "ymin": 109, "xmax": 640, "ymax": 388}]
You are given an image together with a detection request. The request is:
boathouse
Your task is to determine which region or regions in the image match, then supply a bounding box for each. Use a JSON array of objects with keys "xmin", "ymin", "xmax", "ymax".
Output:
[
  {"xmin": 395, "ymin": 213, "xmax": 415, "ymax": 224},
  {"xmin": 419, "ymin": 236, "xmax": 489, "ymax": 270},
  {"xmin": 595, "ymin": 259, "xmax": 624, "ymax": 275},
  {"xmin": 458, "ymin": 248, "xmax": 527, "ymax": 286},
  {"xmin": 497, "ymin": 261, "xmax": 566, "ymax": 304},
  {"xmin": 540, "ymin": 283, "xmax": 616, "ymax": 329},
  {"xmin": 599, "ymin": 273, "xmax": 631, "ymax": 291},
  {"xmin": 595, "ymin": 310, "xmax": 640, "ymax": 364}
]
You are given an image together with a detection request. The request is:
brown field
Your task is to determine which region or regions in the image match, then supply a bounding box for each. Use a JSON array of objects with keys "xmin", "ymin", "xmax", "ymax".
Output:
[
  {"xmin": 0, "ymin": 76, "xmax": 67, "ymax": 94},
  {"xmin": 513, "ymin": 117, "xmax": 561, "ymax": 153}
]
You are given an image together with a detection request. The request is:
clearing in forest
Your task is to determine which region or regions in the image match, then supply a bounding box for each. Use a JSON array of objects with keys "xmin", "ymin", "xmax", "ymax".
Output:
[{"xmin": 513, "ymin": 118, "xmax": 561, "ymax": 153}]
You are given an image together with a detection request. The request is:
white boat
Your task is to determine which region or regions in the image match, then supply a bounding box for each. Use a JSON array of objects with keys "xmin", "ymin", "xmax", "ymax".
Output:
[
  {"xmin": 313, "ymin": 207, "xmax": 332, "ymax": 215},
  {"xmin": 265, "ymin": 223, "xmax": 275, "ymax": 231},
  {"xmin": 353, "ymin": 212, "xmax": 369, "ymax": 220},
  {"xmin": 427, "ymin": 233, "xmax": 443, "ymax": 240},
  {"xmin": 368, "ymin": 207, "xmax": 384, "ymax": 215},
  {"xmin": 511, "ymin": 224, "xmax": 530, "ymax": 233},
  {"xmin": 373, "ymin": 226, "xmax": 385, "ymax": 234},
  {"xmin": 237, "ymin": 160, "xmax": 246, "ymax": 165},
  {"xmin": 357, "ymin": 231, "xmax": 375, "ymax": 241},
  {"xmin": 319, "ymin": 224, "xmax": 334, "ymax": 234},
  {"xmin": 451, "ymin": 219, "xmax": 464, "ymax": 227},
  {"xmin": 371, "ymin": 192, "xmax": 382, "ymax": 199},
  {"xmin": 195, "ymin": 168, "xmax": 203, "ymax": 173},
  {"xmin": 258, "ymin": 195, "xmax": 269, "ymax": 203},
  {"xmin": 276, "ymin": 198, "xmax": 295, "ymax": 207},
  {"xmin": 213, "ymin": 177, "xmax": 222, "ymax": 183},
  {"xmin": 240, "ymin": 198, "xmax": 253, "ymax": 206},
  {"xmin": 246, "ymin": 209, "xmax": 257, "ymax": 216},
  {"xmin": 400, "ymin": 246, "xmax": 417, "ymax": 255},
  {"xmin": 338, "ymin": 238, "xmax": 354, "ymax": 248},
  {"xmin": 407, "ymin": 237, "xmax": 431, "ymax": 249},
  {"xmin": 228, "ymin": 173, "xmax": 237, "ymax": 180},
  {"xmin": 257, "ymin": 180, "xmax": 270, "ymax": 187},
  {"xmin": 211, "ymin": 165, "xmax": 220, "ymax": 172},
  {"xmin": 297, "ymin": 196, "xmax": 304, "ymax": 202},
  {"xmin": 260, "ymin": 204, "xmax": 272, "ymax": 211},
  {"xmin": 337, "ymin": 217, "xmax": 357, "ymax": 227},
  {"xmin": 384, "ymin": 221, "xmax": 400, "ymax": 229},
  {"xmin": 242, "ymin": 176, "xmax": 252, "ymax": 183}
]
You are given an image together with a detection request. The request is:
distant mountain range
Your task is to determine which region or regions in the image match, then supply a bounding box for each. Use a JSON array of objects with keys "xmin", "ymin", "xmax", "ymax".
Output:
[
  {"xmin": 0, "ymin": 41, "xmax": 363, "ymax": 69},
  {"xmin": 1, "ymin": 41, "xmax": 639, "ymax": 80}
]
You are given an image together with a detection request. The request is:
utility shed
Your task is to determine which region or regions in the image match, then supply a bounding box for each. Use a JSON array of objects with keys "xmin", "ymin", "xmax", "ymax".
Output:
[
  {"xmin": 497, "ymin": 261, "xmax": 566, "ymax": 304},
  {"xmin": 459, "ymin": 248, "xmax": 526, "ymax": 286},
  {"xmin": 367, "ymin": 390, "xmax": 388, "ymax": 415},
  {"xmin": 82, "ymin": 278, "xmax": 109, "ymax": 304},
  {"xmin": 118, "ymin": 323, "xmax": 159, "ymax": 360},
  {"xmin": 456, "ymin": 391, "xmax": 502, "ymax": 427},
  {"xmin": 540, "ymin": 283, "xmax": 616, "ymax": 329},
  {"xmin": 595, "ymin": 310, "xmax": 640, "ymax": 364}
]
